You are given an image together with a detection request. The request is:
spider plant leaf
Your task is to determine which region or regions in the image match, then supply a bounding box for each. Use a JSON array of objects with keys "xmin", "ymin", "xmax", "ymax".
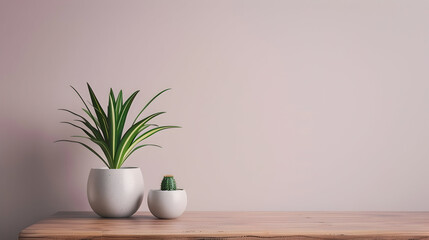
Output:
[
  {"xmin": 71, "ymin": 85, "xmax": 100, "ymax": 131},
  {"xmin": 75, "ymin": 120, "xmax": 105, "ymax": 142},
  {"xmin": 110, "ymin": 88, "xmax": 116, "ymax": 106},
  {"xmin": 132, "ymin": 88, "xmax": 171, "ymax": 125},
  {"xmin": 60, "ymin": 108, "xmax": 103, "ymax": 142},
  {"xmin": 59, "ymin": 108, "xmax": 91, "ymax": 124},
  {"xmin": 115, "ymin": 90, "xmax": 123, "ymax": 117},
  {"xmin": 123, "ymin": 144, "xmax": 161, "ymax": 162},
  {"xmin": 82, "ymin": 108, "xmax": 100, "ymax": 128},
  {"xmin": 108, "ymin": 91, "xmax": 117, "ymax": 165},
  {"xmin": 115, "ymin": 112, "xmax": 166, "ymax": 168},
  {"xmin": 117, "ymin": 90, "xmax": 139, "ymax": 141},
  {"xmin": 56, "ymin": 140, "xmax": 109, "ymax": 168},
  {"xmin": 127, "ymin": 126, "xmax": 179, "ymax": 153},
  {"xmin": 87, "ymin": 83, "xmax": 109, "ymax": 140},
  {"xmin": 122, "ymin": 123, "xmax": 158, "ymax": 146},
  {"xmin": 71, "ymin": 136, "xmax": 113, "ymax": 166},
  {"xmin": 61, "ymin": 121, "xmax": 95, "ymax": 139},
  {"xmin": 119, "ymin": 126, "xmax": 180, "ymax": 167},
  {"xmin": 71, "ymin": 86, "xmax": 92, "ymax": 115},
  {"xmin": 113, "ymin": 123, "xmax": 152, "ymax": 168}
]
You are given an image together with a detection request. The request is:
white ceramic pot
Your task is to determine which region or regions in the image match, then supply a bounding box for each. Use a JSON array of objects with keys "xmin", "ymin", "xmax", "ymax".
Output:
[
  {"xmin": 87, "ymin": 167, "xmax": 144, "ymax": 218},
  {"xmin": 148, "ymin": 189, "xmax": 187, "ymax": 219}
]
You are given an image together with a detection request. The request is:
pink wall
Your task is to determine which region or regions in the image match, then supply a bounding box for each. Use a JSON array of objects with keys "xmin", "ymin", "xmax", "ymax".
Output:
[{"xmin": 1, "ymin": 0, "xmax": 429, "ymax": 238}]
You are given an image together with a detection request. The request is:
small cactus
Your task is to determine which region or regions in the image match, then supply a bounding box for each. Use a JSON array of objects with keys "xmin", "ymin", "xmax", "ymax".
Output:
[{"xmin": 161, "ymin": 175, "xmax": 177, "ymax": 191}]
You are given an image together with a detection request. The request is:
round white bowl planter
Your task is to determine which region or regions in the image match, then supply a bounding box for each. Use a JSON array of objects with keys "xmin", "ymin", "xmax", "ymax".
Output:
[
  {"xmin": 148, "ymin": 189, "xmax": 187, "ymax": 219},
  {"xmin": 87, "ymin": 167, "xmax": 144, "ymax": 218}
]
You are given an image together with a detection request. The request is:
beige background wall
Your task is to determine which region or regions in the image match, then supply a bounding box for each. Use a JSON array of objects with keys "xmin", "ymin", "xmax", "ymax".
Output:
[{"xmin": 1, "ymin": 0, "xmax": 429, "ymax": 239}]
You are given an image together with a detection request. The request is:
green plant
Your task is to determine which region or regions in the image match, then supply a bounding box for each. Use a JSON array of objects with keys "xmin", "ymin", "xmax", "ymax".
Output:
[
  {"xmin": 161, "ymin": 175, "xmax": 177, "ymax": 191},
  {"xmin": 57, "ymin": 83, "xmax": 180, "ymax": 169}
]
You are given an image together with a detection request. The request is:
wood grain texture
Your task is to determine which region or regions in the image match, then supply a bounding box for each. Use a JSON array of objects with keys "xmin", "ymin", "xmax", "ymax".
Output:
[{"xmin": 19, "ymin": 211, "xmax": 429, "ymax": 239}]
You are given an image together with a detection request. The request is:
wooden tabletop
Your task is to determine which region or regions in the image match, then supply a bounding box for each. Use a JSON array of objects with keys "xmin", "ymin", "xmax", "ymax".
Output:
[{"xmin": 19, "ymin": 211, "xmax": 429, "ymax": 239}]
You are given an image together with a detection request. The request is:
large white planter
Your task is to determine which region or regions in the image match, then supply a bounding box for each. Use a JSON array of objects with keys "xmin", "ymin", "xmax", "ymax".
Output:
[
  {"xmin": 148, "ymin": 189, "xmax": 187, "ymax": 219},
  {"xmin": 87, "ymin": 167, "xmax": 144, "ymax": 218}
]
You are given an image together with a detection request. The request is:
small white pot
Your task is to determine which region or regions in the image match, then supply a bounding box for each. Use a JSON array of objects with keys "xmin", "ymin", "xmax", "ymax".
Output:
[
  {"xmin": 87, "ymin": 167, "xmax": 144, "ymax": 218},
  {"xmin": 148, "ymin": 189, "xmax": 187, "ymax": 219}
]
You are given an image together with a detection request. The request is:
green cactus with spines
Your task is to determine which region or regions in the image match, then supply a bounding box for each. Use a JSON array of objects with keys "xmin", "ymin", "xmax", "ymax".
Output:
[{"xmin": 161, "ymin": 175, "xmax": 177, "ymax": 191}]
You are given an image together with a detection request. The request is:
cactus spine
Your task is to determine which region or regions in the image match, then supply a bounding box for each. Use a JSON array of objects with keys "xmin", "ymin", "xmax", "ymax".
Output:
[{"xmin": 161, "ymin": 175, "xmax": 177, "ymax": 191}]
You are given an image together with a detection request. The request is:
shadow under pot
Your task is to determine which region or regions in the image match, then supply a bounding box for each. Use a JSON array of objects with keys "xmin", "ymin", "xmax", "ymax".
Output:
[
  {"xmin": 87, "ymin": 167, "xmax": 144, "ymax": 218},
  {"xmin": 148, "ymin": 189, "xmax": 187, "ymax": 219}
]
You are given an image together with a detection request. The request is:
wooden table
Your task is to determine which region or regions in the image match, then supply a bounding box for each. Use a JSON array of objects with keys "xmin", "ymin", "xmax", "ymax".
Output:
[{"xmin": 19, "ymin": 211, "xmax": 429, "ymax": 239}]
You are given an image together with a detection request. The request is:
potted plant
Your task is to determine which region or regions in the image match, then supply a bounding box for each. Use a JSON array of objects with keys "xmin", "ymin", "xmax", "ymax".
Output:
[
  {"xmin": 57, "ymin": 83, "xmax": 179, "ymax": 218},
  {"xmin": 148, "ymin": 175, "xmax": 187, "ymax": 219}
]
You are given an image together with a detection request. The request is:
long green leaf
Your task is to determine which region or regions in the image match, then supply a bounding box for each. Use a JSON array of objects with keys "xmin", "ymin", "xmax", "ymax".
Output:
[
  {"xmin": 59, "ymin": 109, "xmax": 100, "ymax": 139},
  {"xmin": 71, "ymin": 85, "xmax": 100, "ymax": 132},
  {"xmin": 75, "ymin": 120, "xmax": 104, "ymax": 142},
  {"xmin": 123, "ymin": 144, "xmax": 161, "ymax": 162},
  {"xmin": 117, "ymin": 90, "xmax": 139, "ymax": 141},
  {"xmin": 60, "ymin": 109, "xmax": 101, "ymax": 142},
  {"xmin": 115, "ymin": 90, "xmax": 123, "ymax": 117},
  {"xmin": 108, "ymin": 90, "xmax": 117, "ymax": 167},
  {"xmin": 56, "ymin": 140, "xmax": 109, "ymax": 168},
  {"xmin": 82, "ymin": 108, "xmax": 100, "ymax": 129},
  {"xmin": 59, "ymin": 108, "xmax": 91, "ymax": 123},
  {"xmin": 132, "ymin": 88, "xmax": 171, "ymax": 125},
  {"xmin": 87, "ymin": 83, "xmax": 109, "ymax": 140},
  {"xmin": 61, "ymin": 121, "xmax": 95, "ymax": 139},
  {"xmin": 110, "ymin": 88, "xmax": 116, "ymax": 106},
  {"xmin": 71, "ymin": 136, "xmax": 113, "ymax": 167},
  {"xmin": 115, "ymin": 112, "xmax": 166, "ymax": 168},
  {"xmin": 119, "ymin": 126, "xmax": 179, "ymax": 167},
  {"xmin": 121, "ymin": 123, "xmax": 158, "ymax": 146},
  {"xmin": 127, "ymin": 126, "xmax": 179, "ymax": 153}
]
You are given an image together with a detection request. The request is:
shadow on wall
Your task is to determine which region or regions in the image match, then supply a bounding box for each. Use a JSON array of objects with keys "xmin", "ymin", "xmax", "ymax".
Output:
[{"xmin": 0, "ymin": 119, "xmax": 85, "ymax": 239}]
